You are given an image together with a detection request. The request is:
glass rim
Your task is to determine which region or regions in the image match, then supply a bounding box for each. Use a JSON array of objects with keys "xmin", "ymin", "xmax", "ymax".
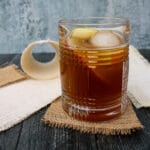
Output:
[{"xmin": 58, "ymin": 17, "xmax": 130, "ymax": 26}]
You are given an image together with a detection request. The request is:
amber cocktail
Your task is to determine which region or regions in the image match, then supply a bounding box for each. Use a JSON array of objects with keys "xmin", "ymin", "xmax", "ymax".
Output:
[{"xmin": 59, "ymin": 17, "xmax": 130, "ymax": 121}]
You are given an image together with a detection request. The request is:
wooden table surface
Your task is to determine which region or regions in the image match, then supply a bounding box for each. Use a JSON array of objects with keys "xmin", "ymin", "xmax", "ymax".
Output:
[{"xmin": 0, "ymin": 50, "xmax": 150, "ymax": 150}]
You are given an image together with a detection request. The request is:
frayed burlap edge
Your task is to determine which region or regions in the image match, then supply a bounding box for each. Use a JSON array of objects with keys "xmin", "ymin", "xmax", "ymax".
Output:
[
  {"xmin": 0, "ymin": 64, "xmax": 28, "ymax": 87},
  {"xmin": 43, "ymin": 97, "xmax": 143, "ymax": 135}
]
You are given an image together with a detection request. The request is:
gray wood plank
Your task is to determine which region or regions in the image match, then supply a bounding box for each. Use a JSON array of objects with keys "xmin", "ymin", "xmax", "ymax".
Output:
[
  {"xmin": 95, "ymin": 107, "xmax": 150, "ymax": 150},
  {"xmin": 139, "ymin": 49, "xmax": 150, "ymax": 62},
  {"xmin": 8, "ymin": 107, "xmax": 97, "ymax": 150},
  {"xmin": 0, "ymin": 50, "xmax": 150, "ymax": 150},
  {"xmin": 0, "ymin": 124, "xmax": 22, "ymax": 150}
]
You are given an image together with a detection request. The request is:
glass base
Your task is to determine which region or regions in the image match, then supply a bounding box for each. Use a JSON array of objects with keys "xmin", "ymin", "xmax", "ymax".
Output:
[{"xmin": 62, "ymin": 97, "xmax": 128, "ymax": 122}]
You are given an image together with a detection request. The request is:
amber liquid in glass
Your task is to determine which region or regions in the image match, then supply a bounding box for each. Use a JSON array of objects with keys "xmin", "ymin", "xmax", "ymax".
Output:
[{"xmin": 60, "ymin": 44, "xmax": 128, "ymax": 121}]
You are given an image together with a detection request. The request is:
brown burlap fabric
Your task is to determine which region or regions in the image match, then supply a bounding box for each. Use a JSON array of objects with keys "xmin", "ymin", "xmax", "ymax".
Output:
[
  {"xmin": 0, "ymin": 65, "xmax": 27, "ymax": 87},
  {"xmin": 0, "ymin": 65, "xmax": 143, "ymax": 135},
  {"xmin": 43, "ymin": 97, "xmax": 143, "ymax": 135}
]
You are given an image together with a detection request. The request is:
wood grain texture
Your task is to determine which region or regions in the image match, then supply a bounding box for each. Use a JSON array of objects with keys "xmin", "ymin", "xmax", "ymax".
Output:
[{"xmin": 0, "ymin": 50, "xmax": 150, "ymax": 150}]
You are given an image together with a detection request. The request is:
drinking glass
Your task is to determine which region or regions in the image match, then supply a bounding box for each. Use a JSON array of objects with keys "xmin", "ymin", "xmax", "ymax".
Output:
[{"xmin": 58, "ymin": 17, "xmax": 130, "ymax": 121}]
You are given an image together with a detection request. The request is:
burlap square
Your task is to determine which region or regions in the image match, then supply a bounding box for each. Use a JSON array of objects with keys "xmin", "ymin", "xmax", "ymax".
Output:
[
  {"xmin": 0, "ymin": 65, "xmax": 144, "ymax": 135},
  {"xmin": 43, "ymin": 97, "xmax": 143, "ymax": 135},
  {"xmin": 0, "ymin": 65, "xmax": 27, "ymax": 87}
]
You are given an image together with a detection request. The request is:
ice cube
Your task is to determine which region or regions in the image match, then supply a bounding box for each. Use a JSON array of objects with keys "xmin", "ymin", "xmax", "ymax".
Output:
[{"xmin": 90, "ymin": 30, "xmax": 124, "ymax": 48}]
